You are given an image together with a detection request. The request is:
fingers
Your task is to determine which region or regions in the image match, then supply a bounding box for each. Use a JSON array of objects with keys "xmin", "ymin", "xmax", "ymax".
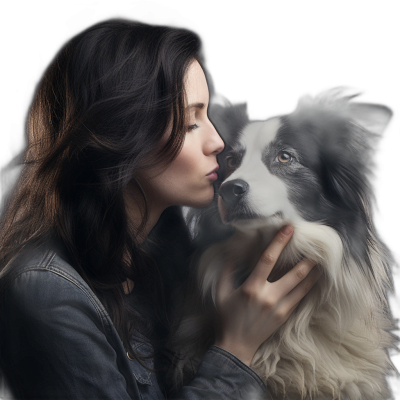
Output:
[
  {"xmin": 280, "ymin": 264, "xmax": 321, "ymax": 310},
  {"xmin": 267, "ymin": 265, "xmax": 321, "ymax": 332},
  {"xmin": 247, "ymin": 225, "xmax": 294, "ymax": 286},
  {"xmin": 275, "ymin": 258, "xmax": 318, "ymax": 297},
  {"xmin": 216, "ymin": 258, "xmax": 236, "ymax": 305}
]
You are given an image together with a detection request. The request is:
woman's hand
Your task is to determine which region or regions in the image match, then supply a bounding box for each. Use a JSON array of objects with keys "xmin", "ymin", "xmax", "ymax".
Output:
[{"xmin": 214, "ymin": 225, "xmax": 321, "ymax": 366}]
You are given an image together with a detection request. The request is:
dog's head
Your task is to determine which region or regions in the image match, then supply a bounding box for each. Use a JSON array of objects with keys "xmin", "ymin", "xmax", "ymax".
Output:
[{"xmin": 214, "ymin": 90, "xmax": 392, "ymax": 263}]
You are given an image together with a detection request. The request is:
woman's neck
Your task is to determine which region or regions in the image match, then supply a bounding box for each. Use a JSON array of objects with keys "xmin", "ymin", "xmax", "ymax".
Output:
[
  {"xmin": 123, "ymin": 182, "xmax": 166, "ymax": 244},
  {"xmin": 122, "ymin": 183, "xmax": 167, "ymax": 294}
]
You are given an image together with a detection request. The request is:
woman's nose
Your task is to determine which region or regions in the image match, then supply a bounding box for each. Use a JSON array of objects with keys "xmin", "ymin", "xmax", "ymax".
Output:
[{"xmin": 207, "ymin": 122, "xmax": 225, "ymax": 155}]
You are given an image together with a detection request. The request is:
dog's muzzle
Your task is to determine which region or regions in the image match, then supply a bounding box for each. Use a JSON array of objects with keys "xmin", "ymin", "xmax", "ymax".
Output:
[{"xmin": 219, "ymin": 179, "xmax": 249, "ymax": 206}]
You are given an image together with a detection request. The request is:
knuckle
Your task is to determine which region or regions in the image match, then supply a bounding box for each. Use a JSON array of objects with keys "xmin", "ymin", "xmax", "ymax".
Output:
[
  {"xmin": 275, "ymin": 234, "xmax": 285, "ymax": 244},
  {"xmin": 276, "ymin": 232, "xmax": 290, "ymax": 244},
  {"xmin": 262, "ymin": 296, "xmax": 278, "ymax": 311},
  {"xmin": 296, "ymin": 266, "xmax": 307, "ymax": 280},
  {"xmin": 241, "ymin": 285, "xmax": 257, "ymax": 302},
  {"xmin": 261, "ymin": 252, "xmax": 275, "ymax": 266},
  {"xmin": 274, "ymin": 308, "xmax": 288, "ymax": 322}
]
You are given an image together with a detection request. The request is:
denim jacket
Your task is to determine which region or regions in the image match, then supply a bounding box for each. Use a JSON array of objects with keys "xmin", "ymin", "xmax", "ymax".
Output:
[{"xmin": 0, "ymin": 243, "xmax": 267, "ymax": 399}]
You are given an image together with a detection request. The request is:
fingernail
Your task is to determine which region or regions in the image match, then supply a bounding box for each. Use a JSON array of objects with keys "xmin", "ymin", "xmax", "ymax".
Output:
[{"xmin": 281, "ymin": 225, "xmax": 293, "ymax": 235}]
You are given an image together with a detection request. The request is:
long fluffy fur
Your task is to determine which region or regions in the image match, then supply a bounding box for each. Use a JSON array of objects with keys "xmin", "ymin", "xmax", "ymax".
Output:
[{"xmin": 172, "ymin": 90, "xmax": 398, "ymax": 400}]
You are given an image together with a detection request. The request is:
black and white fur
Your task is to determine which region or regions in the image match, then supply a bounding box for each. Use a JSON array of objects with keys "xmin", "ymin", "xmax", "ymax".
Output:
[{"xmin": 175, "ymin": 90, "xmax": 397, "ymax": 400}]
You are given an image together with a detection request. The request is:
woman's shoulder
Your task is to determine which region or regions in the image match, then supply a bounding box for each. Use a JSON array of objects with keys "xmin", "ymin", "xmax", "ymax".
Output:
[
  {"xmin": 2, "ymin": 240, "xmax": 81, "ymax": 282},
  {"xmin": 0, "ymin": 241, "xmax": 112, "ymax": 333},
  {"xmin": 2, "ymin": 239, "xmax": 82, "ymax": 284},
  {"xmin": 0, "ymin": 242, "xmax": 148, "ymax": 400}
]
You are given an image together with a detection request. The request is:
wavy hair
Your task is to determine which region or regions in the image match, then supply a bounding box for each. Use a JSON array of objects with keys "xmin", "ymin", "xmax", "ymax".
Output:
[{"xmin": 0, "ymin": 19, "xmax": 203, "ymax": 364}]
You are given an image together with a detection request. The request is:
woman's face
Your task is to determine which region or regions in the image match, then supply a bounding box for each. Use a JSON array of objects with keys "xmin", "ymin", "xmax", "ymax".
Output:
[{"xmin": 141, "ymin": 60, "xmax": 225, "ymax": 209}]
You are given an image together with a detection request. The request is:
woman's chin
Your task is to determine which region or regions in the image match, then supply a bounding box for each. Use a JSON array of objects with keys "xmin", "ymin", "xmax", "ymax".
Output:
[{"xmin": 183, "ymin": 189, "xmax": 215, "ymax": 208}]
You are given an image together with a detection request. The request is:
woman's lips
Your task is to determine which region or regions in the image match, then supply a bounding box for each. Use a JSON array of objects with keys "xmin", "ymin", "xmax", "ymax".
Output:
[
  {"xmin": 208, "ymin": 165, "xmax": 219, "ymax": 175},
  {"xmin": 206, "ymin": 165, "xmax": 219, "ymax": 180},
  {"xmin": 206, "ymin": 172, "xmax": 218, "ymax": 180}
]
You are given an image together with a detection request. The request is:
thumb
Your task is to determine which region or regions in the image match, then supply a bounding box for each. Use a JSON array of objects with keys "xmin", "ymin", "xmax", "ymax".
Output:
[{"xmin": 216, "ymin": 257, "xmax": 236, "ymax": 306}]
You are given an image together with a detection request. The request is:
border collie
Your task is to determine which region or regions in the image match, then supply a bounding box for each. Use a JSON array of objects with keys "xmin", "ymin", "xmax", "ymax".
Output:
[{"xmin": 175, "ymin": 90, "xmax": 397, "ymax": 400}]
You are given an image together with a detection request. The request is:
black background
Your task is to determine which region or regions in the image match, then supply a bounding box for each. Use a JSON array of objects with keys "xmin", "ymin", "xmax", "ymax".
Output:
[{"xmin": 0, "ymin": 2, "xmax": 400, "ymax": 385}]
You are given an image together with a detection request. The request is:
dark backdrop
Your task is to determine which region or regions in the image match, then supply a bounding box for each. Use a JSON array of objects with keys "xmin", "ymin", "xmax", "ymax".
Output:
[{"xmin": 0, "ymin": 1, "xmax": 400, "ymax": 385}]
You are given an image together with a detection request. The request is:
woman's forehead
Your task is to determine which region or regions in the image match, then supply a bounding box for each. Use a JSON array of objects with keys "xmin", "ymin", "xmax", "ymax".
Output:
[{"xmin": 185, "ymin": 60, "xmax": 209, "ymax": 107}]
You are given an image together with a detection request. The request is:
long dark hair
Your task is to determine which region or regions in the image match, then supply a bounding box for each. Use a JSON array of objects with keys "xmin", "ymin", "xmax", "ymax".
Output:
[{"xmin": 0, "ymin": 19, "xmax": 202, "ymax": 363}]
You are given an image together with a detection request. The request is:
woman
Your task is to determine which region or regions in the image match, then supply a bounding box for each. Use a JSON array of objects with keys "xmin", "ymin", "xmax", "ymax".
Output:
[{"xmin": 0, "ymin": 19, "xmax": 320, "ymax": 399}]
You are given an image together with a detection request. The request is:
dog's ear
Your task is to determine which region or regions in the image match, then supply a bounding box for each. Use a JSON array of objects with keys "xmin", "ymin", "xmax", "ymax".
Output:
[
  {"xmin": 208, "ymin": 95, "xmax": 251, "ymax": 182},
  {"xmin": 208, "ymin": 102, "xmax": 249, "ymax": 145},
  {"xmin": 295, "ymin": 86, "xmax": 394, "ymax": 144},
  {"xmin": 306, "ymin": 88, "xmax": 393, "ymax": 137},
  {"xmin": 349, "ymin": 101, "xmax": 394, "ymax": 139}
]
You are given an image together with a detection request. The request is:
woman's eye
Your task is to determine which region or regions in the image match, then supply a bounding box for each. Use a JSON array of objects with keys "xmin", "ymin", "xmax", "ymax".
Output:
[
  {"xmin": 226, "ymin": 156, "xmax": 237, "ymax": 168},
  {"xmin": 187, "ymin": 123, "xmax": 199, "ymax": 132},
  {"xmin": 277, "ymin": 151, "xmax": 292, "ymax": 163}
]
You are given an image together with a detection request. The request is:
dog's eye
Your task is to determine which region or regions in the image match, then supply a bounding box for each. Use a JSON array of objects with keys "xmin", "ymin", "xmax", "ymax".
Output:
[
  {"xmin": 226, "ymin": 156, "xmax": 238, "ymax": 169},
  {"xmin": 277, "ymin": 151, "xmax": 292, "ymax": 163}
]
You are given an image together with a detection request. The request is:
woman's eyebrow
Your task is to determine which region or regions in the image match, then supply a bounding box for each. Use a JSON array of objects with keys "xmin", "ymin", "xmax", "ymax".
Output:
[{"xmin": 186, "ymin": 102, "xmax": 205, "ymax": 110}]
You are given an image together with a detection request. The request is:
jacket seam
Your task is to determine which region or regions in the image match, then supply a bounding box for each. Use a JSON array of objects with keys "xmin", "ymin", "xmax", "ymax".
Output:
[
  {"xmin": 0, "ymin": 250, "xmax": 56, "ymax": 296},
  {"xmin": 210, "ymin": 345, "xmax": 267, "ymax": 391},
  {"xmin": 2, "ymin": 257, "xmax": 111, "ymax": 334}
]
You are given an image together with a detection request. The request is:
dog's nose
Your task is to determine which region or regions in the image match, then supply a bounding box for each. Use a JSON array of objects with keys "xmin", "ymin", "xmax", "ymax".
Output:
[{"xmin": 219, "ymin": 179, "xmax": 249, "ymax": 206}]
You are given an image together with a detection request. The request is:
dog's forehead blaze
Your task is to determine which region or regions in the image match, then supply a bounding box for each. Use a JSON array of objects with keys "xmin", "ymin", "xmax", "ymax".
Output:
[{"xmin": 240, "ymin": 117, "xmax": 281, "ymax": 154}]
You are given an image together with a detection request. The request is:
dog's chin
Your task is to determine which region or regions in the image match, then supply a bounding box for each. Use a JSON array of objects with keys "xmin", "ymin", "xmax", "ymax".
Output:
[{"xmin": 218, "ymin": 197, "xmax": 284, "ymax": 231}]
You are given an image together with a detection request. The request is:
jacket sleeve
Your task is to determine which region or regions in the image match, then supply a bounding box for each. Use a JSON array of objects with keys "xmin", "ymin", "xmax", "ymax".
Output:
[
  {"xmin": 176, "ymin": 346, "xmax": 267, "ymax": 400},
  {"xmin": 0, "ymin": 269, "xmax": 138, "ymax": 400}
]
